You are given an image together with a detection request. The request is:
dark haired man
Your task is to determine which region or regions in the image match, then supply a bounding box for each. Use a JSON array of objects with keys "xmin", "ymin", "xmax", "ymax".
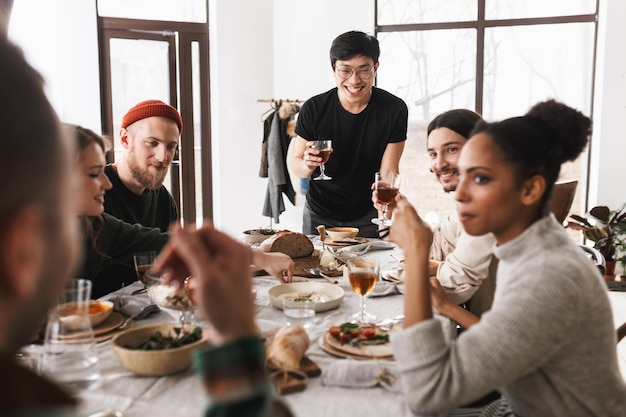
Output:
[{"xmin": 291, "ymin": 30, "xmax": 408, "ymax": 238}]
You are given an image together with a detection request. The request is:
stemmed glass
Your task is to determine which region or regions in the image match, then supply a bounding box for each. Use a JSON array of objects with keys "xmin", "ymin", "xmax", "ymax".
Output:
[
  {"xmin": 131, "ymin": 251, "xmax": 156, "ymax": 296},
  {"xmin": 146, "ymin": 270, "xmax": 196, "ymax": 326},
  {"xmin": 372, "ymin": 172, "xmax": 401, "ymax": 226},
  {"xmin": 312, "ymin": 139, "xmax": 333, "ymax": 181},
  {"xmin": 347, "ymin": 258, "xmax": 379, "ymax": 323}
]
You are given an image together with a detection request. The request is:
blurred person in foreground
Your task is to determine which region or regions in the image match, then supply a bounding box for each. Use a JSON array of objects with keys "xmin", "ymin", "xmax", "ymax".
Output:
[
  {"xmin": 291, "ymin": 30, "xmax": 407, "ymax": 238},
  {"xmin": 0, "ymin": 38, "xmax": 288, "ymax": 417},
  {"xmin": 389, "ymin": 100, "xmax": 626, "ymax": 415}
]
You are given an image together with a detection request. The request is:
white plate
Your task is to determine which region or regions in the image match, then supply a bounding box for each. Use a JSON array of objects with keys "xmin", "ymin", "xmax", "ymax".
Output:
[
  {"xmin": 268, "ymin": 282, "xmax": 344, "ymax": 312},
  {"xmin": 383, "ymin": 266, "xmax": 404, "ymax": 282}
]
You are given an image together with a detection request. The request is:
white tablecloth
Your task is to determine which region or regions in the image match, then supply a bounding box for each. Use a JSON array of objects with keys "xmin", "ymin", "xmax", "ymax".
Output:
[
  {"xmin": 76, "ymin": 241, "xmax": 420, "ymax": 417},
  {"xmin": 74, "ymin": 241, "xmax": 626, "ymax": 417}
]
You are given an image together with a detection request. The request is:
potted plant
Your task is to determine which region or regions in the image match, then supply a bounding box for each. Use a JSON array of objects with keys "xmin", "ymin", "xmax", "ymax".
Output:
[{"xmin": 566, "ymin": 204, "xmax": 626, "ymax": 278}]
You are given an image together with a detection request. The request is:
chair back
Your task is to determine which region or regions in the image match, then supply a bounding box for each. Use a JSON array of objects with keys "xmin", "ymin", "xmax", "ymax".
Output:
[{"xmin": 549, "ymin": 179, "xmax": 578, "ymax": 224}]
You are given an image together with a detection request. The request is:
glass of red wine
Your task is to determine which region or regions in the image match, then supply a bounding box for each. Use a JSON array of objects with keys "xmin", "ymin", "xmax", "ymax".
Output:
[
  {"xmin": 312, "ymin": 139, "xmax": 333, "ymax": 181},
  {"xmin": 132, "ymin": 251, "xmax": 156, "ymax": 295},
  {"xmin": 372, "ymin": 172, "xmax": 401, "ymax": 226}
]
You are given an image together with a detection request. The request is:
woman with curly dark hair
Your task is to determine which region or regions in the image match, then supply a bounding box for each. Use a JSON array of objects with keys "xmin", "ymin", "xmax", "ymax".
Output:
[{"xmin": 389, "ymin": 100, "xmax": 626, "ymax": 416}]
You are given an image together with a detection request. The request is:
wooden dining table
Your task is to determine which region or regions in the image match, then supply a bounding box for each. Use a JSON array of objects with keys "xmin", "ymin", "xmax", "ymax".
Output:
[{"xmin": 75, "ymin": 240, "xmax": 626, "ymax": 417}]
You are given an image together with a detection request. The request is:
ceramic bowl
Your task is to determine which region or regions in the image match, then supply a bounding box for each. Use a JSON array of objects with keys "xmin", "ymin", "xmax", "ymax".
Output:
[
  {"xmin": 89, "ymin": 300, "xmax": 114, "ymax": 327},
  {"xmin": 57, "ymin": 300, "xmax": 114, "ymax": 330},
  {"xmin": 325, "ymin": 227, "xmax": 359, "ymax": 240},
  {"xmin": 110, "ymin": 323, "xmax": 208, "ymax": 376},
  {"xmin": 242, "ymin": 229, "xmax": 277, "ymax": 245}
]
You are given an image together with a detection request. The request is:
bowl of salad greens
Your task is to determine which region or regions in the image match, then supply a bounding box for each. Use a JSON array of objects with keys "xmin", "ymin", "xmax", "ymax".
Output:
[{"xmin": 111, "ymin": 323, "xmax": 207, "ymax": 376}]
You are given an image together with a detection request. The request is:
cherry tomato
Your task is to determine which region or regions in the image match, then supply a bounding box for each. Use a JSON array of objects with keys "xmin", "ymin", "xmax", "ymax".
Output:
[
  {"xmin": 362, "ymin": 328, "xmax": 376, "ymax": 339},
  {"xmin": 339, "ymin": 332, "xmax": 352, "ymax": 343},
  {"xmin": 328, "ymin": 326, "xmax": 341, "ymax": 337},
  {"xmin": 350, "ymin": 329, "xmax": 362, "ymax": 337}
]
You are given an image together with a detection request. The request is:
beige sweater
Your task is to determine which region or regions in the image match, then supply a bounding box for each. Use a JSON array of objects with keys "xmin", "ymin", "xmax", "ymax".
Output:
[{"xmin": 430, "ymin": 213, "xmax": 498, "ymax": 315}]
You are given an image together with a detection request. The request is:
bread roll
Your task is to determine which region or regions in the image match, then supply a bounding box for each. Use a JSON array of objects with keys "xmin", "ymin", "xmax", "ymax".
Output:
[
  {"xmin": 267, "ymin": 324, "xmax": 310, "ymax": 370},
  {"xmin": 259, "ymin": 230, "xmax": 314, "ymax": 258}
]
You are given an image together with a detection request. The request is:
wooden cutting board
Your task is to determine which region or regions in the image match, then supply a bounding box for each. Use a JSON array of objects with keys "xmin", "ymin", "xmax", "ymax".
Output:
[
  {"xmin": 267, "ymin": 356, "xmax": 321, "ymax": 394},
  {"xmin": 251, "ymin": 255, "xmax": 343, "ymax": 278}
]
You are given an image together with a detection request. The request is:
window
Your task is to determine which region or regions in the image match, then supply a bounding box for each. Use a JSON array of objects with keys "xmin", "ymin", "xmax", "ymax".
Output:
[{"xmin": 376, "ymin": 0, "xmax": 598, "ymax": 225}]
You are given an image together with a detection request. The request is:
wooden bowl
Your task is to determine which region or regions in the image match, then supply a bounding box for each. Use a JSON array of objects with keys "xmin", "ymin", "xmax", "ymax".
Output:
[
  {"xmin": 326, "ymin": 227, "xmax": 359, "ymax": 240},
  {"xmin": 110, "ymin": 323, "xmax": 208, "ymax": 376}
]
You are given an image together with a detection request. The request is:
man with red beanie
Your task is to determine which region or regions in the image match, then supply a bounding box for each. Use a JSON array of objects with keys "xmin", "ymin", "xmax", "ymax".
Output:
[{"xmin": 99, "ymin": 99, "xmax": 182, "ymax": 292}]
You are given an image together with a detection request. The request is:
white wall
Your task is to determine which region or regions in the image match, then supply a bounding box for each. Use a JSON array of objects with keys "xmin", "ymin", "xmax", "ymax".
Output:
[
  {"xmin": 7, "ymin": 0, "xmax": 101, "ymax": 132},
  {"xmin": 588, "ymin": 0, "xmax": 626, "ymax": 210}
]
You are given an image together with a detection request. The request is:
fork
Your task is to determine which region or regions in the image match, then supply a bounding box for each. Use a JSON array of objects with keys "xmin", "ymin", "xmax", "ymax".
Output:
[{"xmin": 119, "ymin": 304, "xmax": 161, "ymax": 329}]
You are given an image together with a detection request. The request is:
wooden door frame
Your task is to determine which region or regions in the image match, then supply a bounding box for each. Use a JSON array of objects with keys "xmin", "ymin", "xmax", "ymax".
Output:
[{"xmin": 98, "ymin": 17, "xmax": 212, "ymax": 225}]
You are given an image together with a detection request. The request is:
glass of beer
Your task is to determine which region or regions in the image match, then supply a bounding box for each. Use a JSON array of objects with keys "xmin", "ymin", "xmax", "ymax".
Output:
[
  {"xmin": 312, "ymin": 139, "xmax": 333, "ymax": 180},
  {"xmin": 372, "ymin": 171, "xmax": 401, "ymax": 226},
  {"xmin": 347, "ymin": 258, "xmax": 379, "ymax": 323}
]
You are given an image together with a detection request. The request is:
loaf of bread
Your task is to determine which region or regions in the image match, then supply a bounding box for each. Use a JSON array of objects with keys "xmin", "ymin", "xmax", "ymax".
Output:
[
  {"xmin": 266, "ymin": 324, "xmax": 310, "ymax": 370},
  {"xmin": 259, "ymin": 230, "xmax": 314, "ymax": 258}
]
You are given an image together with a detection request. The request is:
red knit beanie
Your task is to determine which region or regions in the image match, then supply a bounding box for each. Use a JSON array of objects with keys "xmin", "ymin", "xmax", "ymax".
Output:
[{"xmin": 121, "ymin": 99, "xmax": 183, "ymax": 134}]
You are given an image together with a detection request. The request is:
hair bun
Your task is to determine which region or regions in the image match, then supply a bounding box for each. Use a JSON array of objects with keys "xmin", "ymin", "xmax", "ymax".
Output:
[{"xmin": 526, "ymin": 99, "xmax": 591, "ymax": 163}]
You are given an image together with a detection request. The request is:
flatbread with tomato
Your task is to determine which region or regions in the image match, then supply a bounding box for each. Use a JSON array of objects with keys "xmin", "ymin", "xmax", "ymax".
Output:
[{"xmin": 323, "ymin": 322, "xmax": 396, "ymax": 359}]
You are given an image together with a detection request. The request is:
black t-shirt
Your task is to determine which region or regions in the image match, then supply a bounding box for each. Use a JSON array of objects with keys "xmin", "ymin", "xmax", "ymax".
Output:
[
  {"xmin": 295, "ymin": 87, "xmax": 408, "ymax": 221},
  {"xmin": 103, "ymin": 164, "xmax": 178, "ymax": 232},
  {"xmin": 94, "ymin": 165, "xmax": 178, "ymax": 293}
]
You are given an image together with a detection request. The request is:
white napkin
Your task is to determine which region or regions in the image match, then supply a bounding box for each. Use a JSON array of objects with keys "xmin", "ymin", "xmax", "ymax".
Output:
[
  {"xmin": 341, "ymin": 240, "xmax": 395, "ymax": 253},
  {"xmin": 322, "ymin": 359, "xmax": 402, "ymax": 393},
  {"xmin": 368, "ymin": 281, "xmax": 402, "ymax": 297},
  {"xmin": 106, "ymin": 295, "xmax": 160, "ymax": 319}
]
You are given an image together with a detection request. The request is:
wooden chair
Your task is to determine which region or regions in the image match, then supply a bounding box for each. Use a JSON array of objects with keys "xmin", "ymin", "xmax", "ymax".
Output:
[{"xmin": 548, "ymin": 179, "xmax": 578, "ymax": 224}]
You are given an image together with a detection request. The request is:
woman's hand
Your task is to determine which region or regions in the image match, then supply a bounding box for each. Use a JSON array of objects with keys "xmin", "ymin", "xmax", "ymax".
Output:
[
  {"xmin": 386, "ymin": 197, "xmax": 433, "ymax": 252},
  {"xmin": 429, "ymin": 278, "xmax": 452, "ymax": 315}
]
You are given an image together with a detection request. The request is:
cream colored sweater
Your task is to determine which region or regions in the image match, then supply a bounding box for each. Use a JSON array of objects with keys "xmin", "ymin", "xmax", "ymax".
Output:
[{"xmin": 393, "ymin": 214, "xmax": 626, "ymax": 416}]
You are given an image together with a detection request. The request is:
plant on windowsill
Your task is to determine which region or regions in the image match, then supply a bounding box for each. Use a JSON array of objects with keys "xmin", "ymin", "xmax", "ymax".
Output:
[{"xmin": 566, "ymin": 204, "xmax": 626, "ymax": 279}]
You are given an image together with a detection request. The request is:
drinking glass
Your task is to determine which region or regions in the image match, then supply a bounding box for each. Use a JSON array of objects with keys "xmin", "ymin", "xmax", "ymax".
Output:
[
  {"xmin": 283, "ymin": 299, "xmax": 316, "ymax": 330},
  {"xmin": 371, "ymin": 172, "xmax": 401, "ymax": 226},
  {"xmin": 347, "ymin": 258, "xmax": 379, "ymax": 323},
  {"xmin": 132, "ymin": 251, "xmax": 157, "ymax": 295},
  {"xmin": 312, "ymin": 139, "xmax": 333, "ymax": 181},
  {"xmin": 146, "ymin": 270, "xmax": 196, "ymax": 326},
  {"xmin": 41, "ymin": 279, "xmax": 100, "ymax": 395}
]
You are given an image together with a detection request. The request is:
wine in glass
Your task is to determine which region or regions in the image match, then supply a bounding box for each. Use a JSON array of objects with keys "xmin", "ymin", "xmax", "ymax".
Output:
[
  {"xmin": 347, "ymin": 258, "xmax": 379, "ymax": 323},
  {"xmin": 372, "ymin": 172, "xmax": 401, "ymax": 226},
  {"xmin": 312, "ymin": 140, "xmax": 333, "ymax": 181},
  {"xmin": 132, "ymin": 251, "xmax": 156, "ymax": 295}
]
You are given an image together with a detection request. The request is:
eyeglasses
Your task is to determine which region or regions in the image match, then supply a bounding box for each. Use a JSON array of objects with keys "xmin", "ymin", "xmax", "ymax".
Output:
[{"xmin": 335, "ymin": 66, "xmax": 375, "ymax": 80}]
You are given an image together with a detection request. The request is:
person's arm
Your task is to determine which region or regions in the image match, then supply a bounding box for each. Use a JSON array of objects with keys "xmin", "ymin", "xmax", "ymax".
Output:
[
  {"xmin": 429, "ymin": 278, "xmax": 479, "ymax": 330},
  {"xmin": 152, "ymin": 224, "xmax": 289, "ymax": 417},
  {"xmin": 387, "ymin": 198, "xmax": 433, "ymax": 327},
  {"xmin": 251, "ymin": 250, "xmax": 294, "ymax": 283}
]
